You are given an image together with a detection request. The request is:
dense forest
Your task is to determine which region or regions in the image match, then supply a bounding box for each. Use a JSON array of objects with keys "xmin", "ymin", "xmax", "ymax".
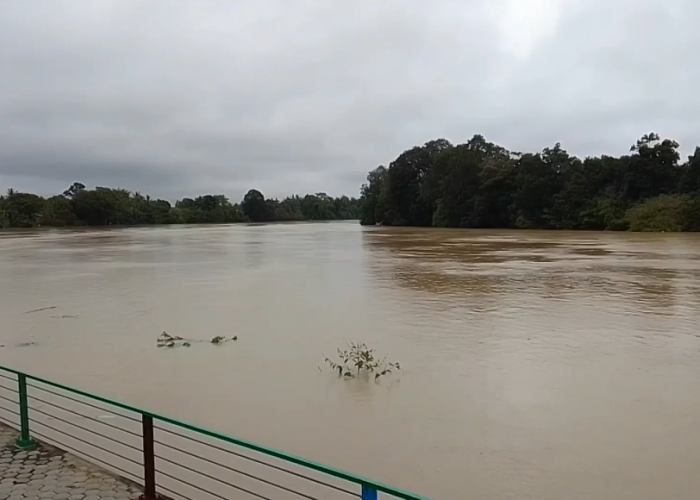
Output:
[
  {"xmin": 5, "ymin": 132, "xmax": 699, "ymax": 232},
  {"xmin": 0, "ymin": 184, "xmax": 361, "ymax": 228},
  {"xmin": 359, "ymin": 133, "xmax": 700, "ymax": 232}
]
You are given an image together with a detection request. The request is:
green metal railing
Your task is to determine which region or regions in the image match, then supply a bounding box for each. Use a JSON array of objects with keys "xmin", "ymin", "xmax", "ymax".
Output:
[{"xmin": 0, "ymin": 365, "xmax": 433, "ymax": 500}]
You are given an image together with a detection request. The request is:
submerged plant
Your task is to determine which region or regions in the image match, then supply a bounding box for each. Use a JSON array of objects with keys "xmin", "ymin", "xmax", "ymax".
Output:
[
  {"xmin": 323, "ymin": 341, "xmax": 400, "ymax": 381},
  {"xmin": 157, "ymin": 331, "xmax": 238, "ymax": 348},
  {"xmin": 211, "ymin": 335, "xmax": 237, "ymax": 344},
  {"xmin": 157, "ymin": 331, "xmax": 184, "ymax": 347}
]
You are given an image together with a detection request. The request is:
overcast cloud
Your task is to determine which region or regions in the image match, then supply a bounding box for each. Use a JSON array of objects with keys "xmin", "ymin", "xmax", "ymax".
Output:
[{"xmin": 1, "ymin": 0, "xmax": 698, "ymax": 201}]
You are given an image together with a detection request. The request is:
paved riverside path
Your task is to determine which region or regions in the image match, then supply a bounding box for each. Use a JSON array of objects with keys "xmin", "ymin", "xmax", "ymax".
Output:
[{"xmin": 0, "ymin": 424, "xmax": 142, "ymax": 500}]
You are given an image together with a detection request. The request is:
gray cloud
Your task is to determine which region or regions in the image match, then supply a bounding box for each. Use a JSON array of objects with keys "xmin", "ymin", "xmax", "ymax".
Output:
[{"xmin": 1, "ymin": 0, "xmax": 698, "ymax": 201}]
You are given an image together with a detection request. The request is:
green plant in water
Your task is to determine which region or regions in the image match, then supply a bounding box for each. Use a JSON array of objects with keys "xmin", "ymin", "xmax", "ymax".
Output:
[
  {"xmin": 157, "ymin": 331, "xmax": 237, "ymax": 348},
  {"xmin": 323, "ymin": 341, "xmax": 400, "ymax": 381}
]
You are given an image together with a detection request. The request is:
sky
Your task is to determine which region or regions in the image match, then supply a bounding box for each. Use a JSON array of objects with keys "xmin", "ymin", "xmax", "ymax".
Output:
[{"xmin": 1, "ymin": 0, "xmax": 698, "ymax": 202}]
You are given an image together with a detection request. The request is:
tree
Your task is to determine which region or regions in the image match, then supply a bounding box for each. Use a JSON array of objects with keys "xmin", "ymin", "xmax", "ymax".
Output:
[
  {"xmin": 62, "ymin": 182, "xmax": 86, "ymax": 199},
  {"xmin": 241, "ymin": 189, "xmax": 269, "ymax": 222},
  {"xmin": 679, "ymin": 147, "xmax": 700, "ymax": 194},
  {"xmin": 4, "ymin": 192, "xmax": 45, "ymax": 227},
  {"xmin": 300, "ymin": 193, "xmax": 336, "ymax": 220},
  {"xmin": 275, "ymin": 196, "xmax": 304, "ymax": 221},
  {"xmin": 71, "ymin": 188, "xmax": 119, "ymax": 225},
  {"xmin": 42, "ymin": 195, "xmax": 75, "ymax": 226},
  {"xmin": 359, "ymin": 166, "xmax": 388, "ymax": 225},
  {"xmin": 382, "ymin": 142, "xmax": 442, "ymax": 226},
  {"xmin": 423, "ymin": 135, "xmax": 500, "ymax": 227},
  {"xmin": 625, "ymin": 133, "xmax": 680, "ymax": 200},
  {"xmin": 0, "ymin": 184, "xmax": 358, "ymax": 229},
  {"xmin": 359, "ymin": 132, "xmax": 700, "ymax": 232}
]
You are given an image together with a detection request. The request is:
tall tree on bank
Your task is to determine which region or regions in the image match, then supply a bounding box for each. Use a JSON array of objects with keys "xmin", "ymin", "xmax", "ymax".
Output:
[
  {"xmin": 359, "ymin": 133, "xmax": 700, "ymax": 232},
  {"xmin": 242, "ymin": 189, "xmax": 269, "ymax": 222}
]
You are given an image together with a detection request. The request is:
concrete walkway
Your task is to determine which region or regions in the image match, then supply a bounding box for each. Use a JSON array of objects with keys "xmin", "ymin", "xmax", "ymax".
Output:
[{"xmin": 0, "ymin": 424, "xmax": 142, "ymax": 500}]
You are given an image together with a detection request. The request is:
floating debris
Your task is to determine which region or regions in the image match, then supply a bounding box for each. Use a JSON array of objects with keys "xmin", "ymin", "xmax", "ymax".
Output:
[
  {"xmin": 157, "ymin": 331, "xmax": 183, "ymax": 348},
  {"xmin": 157, "ymin": 331, "xmax": 237, "ymax": 348},
  {"xmin": 211, "ymin": 336, "xmax": 238, "ymax": 345},
  {"xmin": 21, "ymin": 306, "xmax": 57, "ymax": 315}
]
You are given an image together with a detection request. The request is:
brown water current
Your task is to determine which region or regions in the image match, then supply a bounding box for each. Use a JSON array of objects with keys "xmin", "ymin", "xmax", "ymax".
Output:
[{"xmin": 1, "ymin": 222, "xmax": 700, "ymax": 500}]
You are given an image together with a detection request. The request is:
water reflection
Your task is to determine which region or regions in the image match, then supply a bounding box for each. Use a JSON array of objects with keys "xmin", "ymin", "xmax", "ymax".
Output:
[
  {"xmin": 243, "ymin": 227, "xmax": 266, "ymax": 269},
  {"xmin": 361, "ymin": 227, "xmax": 691, "ymax": 314}
]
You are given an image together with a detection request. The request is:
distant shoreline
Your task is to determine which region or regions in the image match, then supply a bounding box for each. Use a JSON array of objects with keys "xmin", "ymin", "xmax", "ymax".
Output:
[
  {"xmin": 0, "ymin": 185, "xmax": 361, "ymax": 228},
  {"xmin": 0, "ymin": 219, "xmax": 360, "ymax": 232}
]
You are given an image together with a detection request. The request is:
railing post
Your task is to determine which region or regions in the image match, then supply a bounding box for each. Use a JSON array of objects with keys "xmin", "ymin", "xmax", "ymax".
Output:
[
  {"xmin": 140, "ymin": 415, "xmax": 157, "ymax": 500},
  {"xmin": 15, "ymin": 374, "xmax": 36, "ymax": 449},
  {"xmin": 362, "ymin": 485, "xmax": 378, "ymax": 500}
]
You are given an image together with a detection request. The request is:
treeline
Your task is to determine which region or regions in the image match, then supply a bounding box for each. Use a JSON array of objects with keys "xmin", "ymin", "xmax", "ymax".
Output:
[
  {"xmin": 360, "ymin": 133, "xmax": 700, "ymax": 232},
  {"xmin": 0, "ymin": 184, "xmax": 361, "ymax": 228}
]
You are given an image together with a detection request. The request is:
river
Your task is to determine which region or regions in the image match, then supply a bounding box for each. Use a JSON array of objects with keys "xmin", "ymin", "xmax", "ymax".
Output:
[{"xmin": 1, "ymin": 222, "xmax": 699, "ymax": 500}]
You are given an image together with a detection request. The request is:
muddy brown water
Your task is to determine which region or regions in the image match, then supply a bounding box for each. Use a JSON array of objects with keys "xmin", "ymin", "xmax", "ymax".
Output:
[{"xmin": 1, "ymin": 223, "xmax": 700, "ymax": 500}]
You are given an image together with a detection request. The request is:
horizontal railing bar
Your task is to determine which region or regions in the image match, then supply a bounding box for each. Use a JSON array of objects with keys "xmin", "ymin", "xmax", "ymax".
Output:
[
  {"xmin": 153, "ymin": 416, "xmax": 414, "ymax": 498},
  {"xmin": 0, "ymin": 384, "xmax": 17, "ymax": 395},
  {"xmin": 16, "ymin": 371, "xmax": 156, "ymax": 420},
  {"xmin": 0, "ymin": 416, "xmax": 16, "ymax": 428},
  {"xmin": 0, "ymin": 365, "xmax": 431, "ymax": 500},
  {"xmin": 153, "ymin": 414, "xmax": 425, "ymax": 499},
  {"xmin": 0, "ymin": 405, "xmax": 19, "ymax": 418},
  {"xmin": 156, "ymin": 438, "xmax": 346, "ymax": 500},
  {"xmin": 29, "ymin": 405, "xmax": 142, "ymax": 453},
  {"xmin": 0, "ymin": 393, "xmax": 18, "ymax": 407},
  {"xmin": 156, "ymin": 426, "xmax": 358, "ymax": 497},
  {"xmin": 156, "ymin": 448, "xmax": 323, "ymax": 500},
  {"xmin": 157, "ymin": 467, "xmax": 272, "ymax": 500},
  {"xmin": 28, "ymin": 382, "xmax": 140, "ymax": 423},
  {"xmin": 31, "ymin": 419, "xmax": 142, "ymax": 468},
  {"xmin": 29, "ymin": 392, "xmax": 142, "ymax": 438},
  {"xmin": 30, "ymin": 427, "xmax": 142, "ymax": 486},
  {"xmin": 156, "ymin": 483, "xmax": 195, "ymax": 500}
]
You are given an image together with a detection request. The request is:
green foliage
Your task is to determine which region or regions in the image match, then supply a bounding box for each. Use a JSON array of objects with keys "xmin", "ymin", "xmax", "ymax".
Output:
[
  {"xmin": 174, "ymin": 195, "xmax": 243, "ymax": 224},
  {"xmin": 324, "ymin": 342, "xmax": 400, "ymax": 381},
  {"xmin": 360, "ymin": 166, "xmax": 388, "ymax": 225},
  {"xmin": 62, "ymin": 182, "xmax": 85, "ymax": 198},
  {"xmin": 41, "ymin": 196, "xmax": 75, "ymax": 226},
  {"xmin": 241, "ymin": 189, "xmax": 270, "ymax": 222},
  {"xmin": 360, "ymin": 133, "xmax": 700, "ymax": 232},
  {"xmin": 1, "ymin": 191, "xmax": 46, "ymax": 227},
  {"xmin": 626, "ymin": 194, "xmax": 698, "ymax": 232},
  {"xmin": 679, "ymin": 147, "xmax": 700, "ymax": 194},
  {"xmin": 0, "ymin": 183, "xmax": 359, "ymax": 228},
  {"xmin": 241, "ymin": 190, "xmax": 359, "ymax": 223},
  {"xmin": 580, "ymin": 195, "xmax": 630, "ymax": 231}
]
